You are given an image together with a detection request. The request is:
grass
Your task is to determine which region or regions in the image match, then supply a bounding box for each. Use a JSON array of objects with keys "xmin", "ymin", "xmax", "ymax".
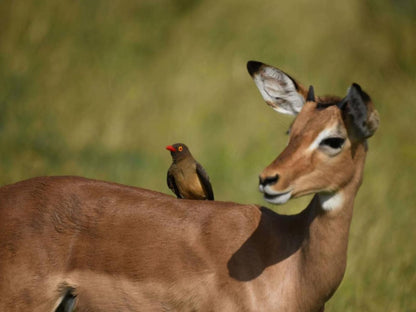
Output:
[{"xmin": 1, "ymin": 0, "xmax": 415, "ymax": 310}]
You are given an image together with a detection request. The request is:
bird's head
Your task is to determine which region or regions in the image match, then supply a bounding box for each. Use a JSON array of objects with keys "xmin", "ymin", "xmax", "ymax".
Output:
[{"xmin": 166, "ymin": 143, "xmax": 191, "ymax": 161}]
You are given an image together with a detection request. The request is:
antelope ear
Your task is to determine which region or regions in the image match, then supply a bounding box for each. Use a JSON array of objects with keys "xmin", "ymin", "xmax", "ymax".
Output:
[
  {"xmin": 342, "ymin": 83, "xmax": 379, "ymax": 139},
  {"xmin": 247, "ymin": 61, "xmax": 307, "ymax": 115}
]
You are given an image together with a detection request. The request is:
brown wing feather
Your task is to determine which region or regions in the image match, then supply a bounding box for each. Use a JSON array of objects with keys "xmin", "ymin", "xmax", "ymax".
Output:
[
  {"xmin": 167, "ymin": 171, "xmax": 182, "ymax": 198},
  {"xmin": 196, "ymin": 163, "xmax": 214, "ymax": 200}
]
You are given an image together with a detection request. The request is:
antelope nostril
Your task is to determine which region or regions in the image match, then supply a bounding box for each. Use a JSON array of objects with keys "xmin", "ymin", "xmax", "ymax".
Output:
[{"xmin": 259, "ymin": 174, "xmax": 279, "ymax": 186}]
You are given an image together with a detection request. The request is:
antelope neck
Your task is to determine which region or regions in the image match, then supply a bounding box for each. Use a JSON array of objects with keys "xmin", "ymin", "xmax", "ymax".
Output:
[{"xmin": 295, "ymin": 144, "xmax": 367, "ymax": 303}]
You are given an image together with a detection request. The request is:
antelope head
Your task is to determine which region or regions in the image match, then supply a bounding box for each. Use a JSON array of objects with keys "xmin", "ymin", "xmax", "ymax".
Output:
[{"xmin": 247, "ymin": 61, "xmax": 379, "ymax": 206}]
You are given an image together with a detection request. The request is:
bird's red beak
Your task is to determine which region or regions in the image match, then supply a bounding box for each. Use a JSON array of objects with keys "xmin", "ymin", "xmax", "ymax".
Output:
[{"xmin": 166, "ymin": 145, "xmax": 176, "ymax": 152}]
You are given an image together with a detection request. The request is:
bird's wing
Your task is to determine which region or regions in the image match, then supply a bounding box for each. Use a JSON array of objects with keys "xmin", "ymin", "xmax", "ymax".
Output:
[
  {"xmin": 167, "ymin": 170, "xmax": 183, "ymax": 199},
  {"xmin": 196, "ymin": 163, "xmax": 214, "ymax": 200}
]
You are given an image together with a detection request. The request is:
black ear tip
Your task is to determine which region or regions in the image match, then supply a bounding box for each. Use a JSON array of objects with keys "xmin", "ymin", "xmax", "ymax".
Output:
[
  {"xmin": 349, "ymin": 82, "xmax": 371, "ymax": 101},
  {"xmin": 306, "ymin": 85, "xmax": 315, "ymax": 102},
  {"xmin": 350, "ymin": 83, "xmax": 362, "ymax": 94},
  {"xmin": 247, "ymin": 61, "xmax": 263, "ymax": 76}
]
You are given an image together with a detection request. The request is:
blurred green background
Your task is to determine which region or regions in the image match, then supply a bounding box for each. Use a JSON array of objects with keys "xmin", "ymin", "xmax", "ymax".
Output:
[{"xmin": 1, "ymin": 0, "xmax": 415, "ymax": 310}]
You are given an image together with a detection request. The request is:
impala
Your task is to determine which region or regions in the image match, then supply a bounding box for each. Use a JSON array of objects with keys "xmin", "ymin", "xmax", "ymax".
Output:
[{"xmin": 0, "ymin": 61, "xmax": 379, "ymax": 312}]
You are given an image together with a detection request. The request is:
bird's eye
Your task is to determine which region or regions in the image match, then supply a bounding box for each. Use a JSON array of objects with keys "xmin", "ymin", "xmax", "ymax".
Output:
[
  {"xmin": 319, "ymin": 137, "xmax": 345, "ymax": 156},
  {"xmin": 178, "ymin": 146, "xmax": 183, "ymax": 152}
]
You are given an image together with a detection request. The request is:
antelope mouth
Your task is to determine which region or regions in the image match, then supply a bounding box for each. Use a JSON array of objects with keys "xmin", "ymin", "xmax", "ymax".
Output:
[{"xmin": 263, "ymin": 190, "xmax": 292, "ymax": 205}]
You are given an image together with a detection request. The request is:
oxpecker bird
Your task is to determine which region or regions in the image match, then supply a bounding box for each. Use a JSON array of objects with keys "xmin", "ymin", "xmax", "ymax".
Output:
[{"xmin": 166, "ymin": 143, "xmax": 214, "ymax": 200}]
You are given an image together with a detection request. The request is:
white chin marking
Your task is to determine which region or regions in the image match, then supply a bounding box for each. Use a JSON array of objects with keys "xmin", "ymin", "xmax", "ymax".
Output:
[
  {"xmin": 319, "ymin": 192, "xmax": 344, "ymax": 211},
  {"xmin": 264, "ymin": 191, "xmax": 292, "ymax": 205}
]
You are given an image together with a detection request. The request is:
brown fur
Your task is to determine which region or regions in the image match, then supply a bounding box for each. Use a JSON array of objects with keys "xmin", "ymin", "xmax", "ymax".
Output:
[{"xmin": 0, "ymin": 175, "xmax": 347, "ymax": 311}]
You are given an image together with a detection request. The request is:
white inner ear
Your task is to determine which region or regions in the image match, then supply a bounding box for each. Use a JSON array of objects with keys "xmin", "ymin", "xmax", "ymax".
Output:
[{"xmin": 252, "ymin": 66, "xmax": 305, "ymax": 115}]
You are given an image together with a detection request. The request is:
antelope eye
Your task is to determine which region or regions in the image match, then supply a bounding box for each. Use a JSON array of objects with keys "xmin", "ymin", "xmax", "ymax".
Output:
[
  {"xmin": 320, "ymin": 137, "xmax": 345, "ymax": 149},
  {"xmin": 319, "ymin": 137, "xmax": 345, "ymax": 155}
]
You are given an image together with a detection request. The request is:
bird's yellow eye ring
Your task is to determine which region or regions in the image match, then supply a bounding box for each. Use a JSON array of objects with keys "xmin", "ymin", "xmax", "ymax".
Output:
[{"xmin": 178, "ymin": 146, "xmax": 183, "ymax": 152}]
